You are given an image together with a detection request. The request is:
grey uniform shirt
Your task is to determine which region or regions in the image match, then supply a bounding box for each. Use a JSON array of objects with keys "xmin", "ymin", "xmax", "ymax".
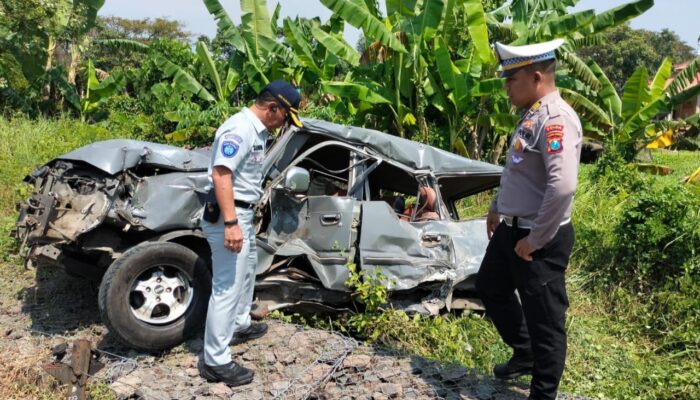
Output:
[
  {"xmin": 489, "ymin": 90, "xmax": 582, "ymax": 249},
  {"xmin": 208, "ymin": 107, "xmax": 268, "ymax": 203}
]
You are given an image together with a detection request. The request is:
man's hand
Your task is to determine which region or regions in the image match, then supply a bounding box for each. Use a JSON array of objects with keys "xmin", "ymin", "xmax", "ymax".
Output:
[
  {"xmin": 514, "ymin": 238, "xmax": 538, "ymax": 261},
  {"xmin": 224, "ymin": 224, "xmax": 244, "ymax": 253},
  {"xmin": 486, "ymin": 212, "xmax": 500, "ymax": 240}
]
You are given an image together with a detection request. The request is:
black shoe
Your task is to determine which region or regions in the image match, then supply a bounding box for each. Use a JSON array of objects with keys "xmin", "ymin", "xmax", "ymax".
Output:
[
  {"xmin": 200, "ymin": 362, "xmax": 254, "ymax": 386},
  {"xmin": 493, "ymin": 357, "xmax": 534, "ymax": 380},
  {"xmin": 230, "ymin": 322, "xmax": 268, "ymax": 345}
]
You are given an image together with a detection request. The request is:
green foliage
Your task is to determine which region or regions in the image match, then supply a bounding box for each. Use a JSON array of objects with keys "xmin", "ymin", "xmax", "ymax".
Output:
[
  {"xmin": 343, "ymin": 263, "xmax": 395, "ymax": 340},
  {"xmin": 614, "ymin": 180, "xmax": 699, "ymax": 289},
  {"xmin": 578, "ymin": 24, "xmax": 696, "ymax": 92}
]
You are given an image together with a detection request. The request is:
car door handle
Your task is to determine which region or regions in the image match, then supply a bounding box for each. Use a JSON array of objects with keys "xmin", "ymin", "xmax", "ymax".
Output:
[
  {"xmin": 422, "ymin": 233, "xmax": 443, "ymax": 242},
  {"xmin": 320, "ymin": 213, "xmax": 341, "ymax": 226}
]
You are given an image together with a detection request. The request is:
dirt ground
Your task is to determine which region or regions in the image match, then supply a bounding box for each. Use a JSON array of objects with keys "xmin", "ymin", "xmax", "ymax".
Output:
[{"xmin": 0, "ymin": 260, "xmax": 590, "ymax": 400}]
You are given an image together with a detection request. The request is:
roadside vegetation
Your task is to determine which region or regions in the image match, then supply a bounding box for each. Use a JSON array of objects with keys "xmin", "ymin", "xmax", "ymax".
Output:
[{"xmin": 1, "ymin": 0, "xmax": 699, "ymax": 398}]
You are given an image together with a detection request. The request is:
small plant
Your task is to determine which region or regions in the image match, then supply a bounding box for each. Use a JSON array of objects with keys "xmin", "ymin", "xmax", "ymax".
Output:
[{"xmin": 344, "ymin": 262, "xmax": 397, "ymax": 341}]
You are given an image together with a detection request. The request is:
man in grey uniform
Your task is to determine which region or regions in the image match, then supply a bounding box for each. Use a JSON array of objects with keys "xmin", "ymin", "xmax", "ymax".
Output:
[
  {"xmin": 475, "ymin": 39, "xmax": 582, "ymax": 400},
  {"xmin": 200, "ymin": 80, "xmax": 302, "ymax": 386}
]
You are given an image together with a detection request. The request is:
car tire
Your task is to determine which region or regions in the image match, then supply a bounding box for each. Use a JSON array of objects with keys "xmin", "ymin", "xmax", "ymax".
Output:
[{"xmin": 98, "ymin": 242, "xmax": 211, "ymax": 351}]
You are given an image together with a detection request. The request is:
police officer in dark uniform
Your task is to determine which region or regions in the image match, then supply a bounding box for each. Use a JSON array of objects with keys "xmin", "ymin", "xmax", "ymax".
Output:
[{"xmin": 476, "ymin": 39, "xmax": 582, "ymax": 400}]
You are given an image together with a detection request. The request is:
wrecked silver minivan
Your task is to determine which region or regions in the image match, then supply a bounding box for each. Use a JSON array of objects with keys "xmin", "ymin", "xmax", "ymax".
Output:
[{"xmin": 14, "ymin": 119, "xmax": 502, "ymax": 350}]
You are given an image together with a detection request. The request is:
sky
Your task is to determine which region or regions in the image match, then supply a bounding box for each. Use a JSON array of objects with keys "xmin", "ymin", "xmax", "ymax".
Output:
[{"xmin": 99, "ymin": 0, "xmax": 699, "ymax": 52}]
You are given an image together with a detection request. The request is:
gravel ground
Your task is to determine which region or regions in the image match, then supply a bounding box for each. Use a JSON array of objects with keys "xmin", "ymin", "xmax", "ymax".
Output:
[{"xmin": 0, "ymin": 263, "xmax": 590, "ymax": 400}]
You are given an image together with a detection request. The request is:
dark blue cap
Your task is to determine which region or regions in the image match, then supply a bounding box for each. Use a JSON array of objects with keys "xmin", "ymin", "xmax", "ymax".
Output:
[{"xmin": 260, "ymin": 80, "xmax": 302, "ymax": 127}]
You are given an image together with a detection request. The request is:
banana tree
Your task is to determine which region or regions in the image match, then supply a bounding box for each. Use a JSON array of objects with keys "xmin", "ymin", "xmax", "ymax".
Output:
[
  {"xmin": 49, "ymin": 59, "xmax": 125, "ymax": 121},
  {"xmin": 153, "ymin": 41, "xmax": 242, "ymax": 141},
  {"xmin": 319, "ymin": 0, "xmax": 497, "ymax": 141},
  {"xmin": 203, "ymin": 0, "xmax": 305, "ymax": 92},
  {"xmin": 562, "ymin": 56, "xmax": 700, "ymax": 161}
]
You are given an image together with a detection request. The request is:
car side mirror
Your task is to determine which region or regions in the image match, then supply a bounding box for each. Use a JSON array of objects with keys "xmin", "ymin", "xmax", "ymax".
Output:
[{"xmin": 283, "ymin": 167, "xmax": 310, "ymax": 193}]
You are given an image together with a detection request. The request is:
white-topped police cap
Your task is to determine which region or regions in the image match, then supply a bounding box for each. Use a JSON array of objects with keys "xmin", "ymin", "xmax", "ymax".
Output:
[{"xmin": 495, "ymin": 38, "xmax": 564, "ymax": 77}]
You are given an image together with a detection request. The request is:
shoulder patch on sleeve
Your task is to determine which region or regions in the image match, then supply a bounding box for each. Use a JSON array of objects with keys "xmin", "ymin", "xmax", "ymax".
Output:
[
  {"xmin": 221, "ymin": 141, "xmax": 239, "ymax": 158},
  {"xmin": 546, "ymin": 130, "xmax": 564, "ymax": 154}
]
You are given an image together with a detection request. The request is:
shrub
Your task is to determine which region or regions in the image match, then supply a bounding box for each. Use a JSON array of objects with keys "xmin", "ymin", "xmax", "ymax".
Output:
[{"xmin": 613, "ymin": 180, "xmax": 699, "ymax": 290}]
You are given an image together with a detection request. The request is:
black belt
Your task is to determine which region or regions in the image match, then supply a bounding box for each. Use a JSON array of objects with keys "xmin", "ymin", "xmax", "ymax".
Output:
[
  {"xmin": 234, "ymin": 200, "xmax": 255, "ymax": 209},
  {"xmin": 502, "ymin": 215, "xmax": 571, "ymax": 229}
]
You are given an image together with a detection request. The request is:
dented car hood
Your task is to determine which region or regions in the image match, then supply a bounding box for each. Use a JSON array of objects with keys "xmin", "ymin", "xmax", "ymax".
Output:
[{"xmin": 58, "ymin": 139, "xmax": 211, "ymax": 175}]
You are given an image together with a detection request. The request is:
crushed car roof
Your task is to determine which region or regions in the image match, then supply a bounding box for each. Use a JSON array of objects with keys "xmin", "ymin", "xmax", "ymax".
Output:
[
  {"xmin": 57, "ymin": 139, "xmax": 210, "ymax": 174},
  {"xmin": 56, "ymin": 120, "xmax": 502, "ymax": 177},
  {"xmin": 299, "ymin": 119, "xmax": 503, "ymax": 175}
]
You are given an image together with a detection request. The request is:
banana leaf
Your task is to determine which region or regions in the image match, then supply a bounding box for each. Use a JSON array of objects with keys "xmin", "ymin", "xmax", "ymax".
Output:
[
  {"xmin": 153, "ymin": 54, "xmax": 216, "ymax": 103},
  {"xmin": 563, "ymin": 33, "xmax": 605, "ymax": 51},
  {"xmin": 560, "ymin": 87, "xmax": 613, "ymax": 128},
  {"xmin": 464, "ymin": 0, "xmax": 494, "ymax": 63},
  {"xmin": 619, "ymin": 97, "xmax": 668, "ymax": 139},
  {"xmin": 410, "ymin": 0, "xmax": 444, "ymax": 39},
  {"xmin": 621, "ymin": 66, "xmax": 650, "ymax": 120},
  {"xmin": 386, "ymin": 0, "xmax": 417, "ymax": 17},
  {"xmin": 434, "ymin": 36, "xmax": 469, "ymax": 113},
  {"xmin": 667, "ymin": 56, "xmax": 699, "ymax": 97},
  {"xmin": 440, "ymin": 0, "xmax": 458, "ymax": 45},
  {"xmin": 311, "ymin": 24, "xmax": 360, "ymax": 66},
  {"xmin": 538, "ymin": 9, "xmax": 595, "ymax": 39},
  {"xmin": 83, "ymin": 62, "xmax": 125, "ymax": 113},
  {"xmin": 649, "ymin": 58, "xmax": 672, "ymax": 103},
  {"xmin": 270, "ymin": 2, "xmax": 282, "ymax": 35},
  {"xmin": 321, "ymin": 81, "xmax": 391, "ymax": 104},
  {"xmin": 323, "ymin": 50, "xmax": 339, "ymax": 81},
  {"xmin": 669, "ymin": 85, "xmax": 700, "ymax": 107},
  {"xmin": 590, "ymin": 62, "xmax": 621, "ymax": 119},
  {"xmin": 591, "ymin": 0, "xmax": 653, "ymax": 33},
  {"xmin": 47, "ymin": 68, "xmax": 81, "ymax": 112},
  {"xmin": 196, "ymin": 41, "xmax": 223, "ymax": 101},
  {"xmin": 357, "ymin": 0, "xmax": 381, "ymax": 18},
  {"xmin": 202, "ymin": 0, "xmax": 245, "ymax": 50},
  {"xmin": 486, "ymin": 20, "xmax": 517, "ymax": 44},
  {"xmin": 241, "ymin": 0, "xmax": 275, "ymax": 58},
  {"xmin": 559, "ymin": 51, "xmax": 600, "ymax": 91},
  {"xmin": 320, "ymin": 0, "xmax": 407, "ymax": 53},
  {"xmin": 95, "ymin": 39, "xmax": 149, "ymax": 52},
  {"xmin": 470, "ymin": 78, "xmax": 505, "ymax": 96},
  {"xmin": 223, "ymin": 68, "xmax": 239, "ymax": 98},
  {"xmin": 283, "ymin": 18, "xmax": 323, "ymax": 76}
]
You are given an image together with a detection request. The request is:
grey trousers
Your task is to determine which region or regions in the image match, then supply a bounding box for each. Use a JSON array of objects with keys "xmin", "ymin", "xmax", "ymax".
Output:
[{"xmin": 202, "ymin": 208, "xmax": 257, "ymax": 366}]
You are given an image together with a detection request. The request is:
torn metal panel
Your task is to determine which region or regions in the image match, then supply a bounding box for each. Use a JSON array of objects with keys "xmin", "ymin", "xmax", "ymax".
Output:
[
  {"xmin": 445, "ymin": 219, "xmax": 490, "ymax": 290},
  {"xmin": 359, "ymin": 201, "xmax": 454, "ymax": 290},
  {"xmin": 260, "ymin": 191, "xmax": 357, "ymax": 291},
  {"xmin": 130, "ymin": 171, "xmax": 209, "ymax": 231},
  {"xmin": 58, "ymin": 139, "xmax": 210, "ymax": 175}
]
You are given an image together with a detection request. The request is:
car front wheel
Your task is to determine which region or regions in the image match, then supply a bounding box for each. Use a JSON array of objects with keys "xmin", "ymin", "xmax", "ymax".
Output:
[{"xmin": 98, "ymin": 242, "xmax": 211, "ymax": 351}]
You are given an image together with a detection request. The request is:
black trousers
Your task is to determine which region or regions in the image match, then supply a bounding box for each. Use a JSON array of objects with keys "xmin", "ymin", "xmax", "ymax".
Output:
[{"xmin": 476, "ymin": 220, "xmax": 574, "ymax": 400}]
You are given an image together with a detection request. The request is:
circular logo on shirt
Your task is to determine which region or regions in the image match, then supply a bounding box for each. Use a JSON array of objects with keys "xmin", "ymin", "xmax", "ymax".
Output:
[{"xmin": 221, "ymin": 141, "xmax": 239, "ymax": 158}]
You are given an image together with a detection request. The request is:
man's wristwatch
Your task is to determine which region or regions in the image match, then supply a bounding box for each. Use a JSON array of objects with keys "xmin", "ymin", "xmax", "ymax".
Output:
[{"xmin": 224, "ymin": 218, "xmax": 238, "ymax": 226}]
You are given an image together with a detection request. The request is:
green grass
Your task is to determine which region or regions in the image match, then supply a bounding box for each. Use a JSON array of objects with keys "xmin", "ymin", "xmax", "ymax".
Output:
[{"xmin": 648, "ymin": 149, "xmax": 700, "ymax": 180}]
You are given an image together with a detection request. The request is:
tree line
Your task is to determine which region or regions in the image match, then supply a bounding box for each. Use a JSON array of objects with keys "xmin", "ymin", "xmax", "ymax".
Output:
[{"xmin": 1, "ymin": 0, "xmax": 698, "ymax": 162}]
